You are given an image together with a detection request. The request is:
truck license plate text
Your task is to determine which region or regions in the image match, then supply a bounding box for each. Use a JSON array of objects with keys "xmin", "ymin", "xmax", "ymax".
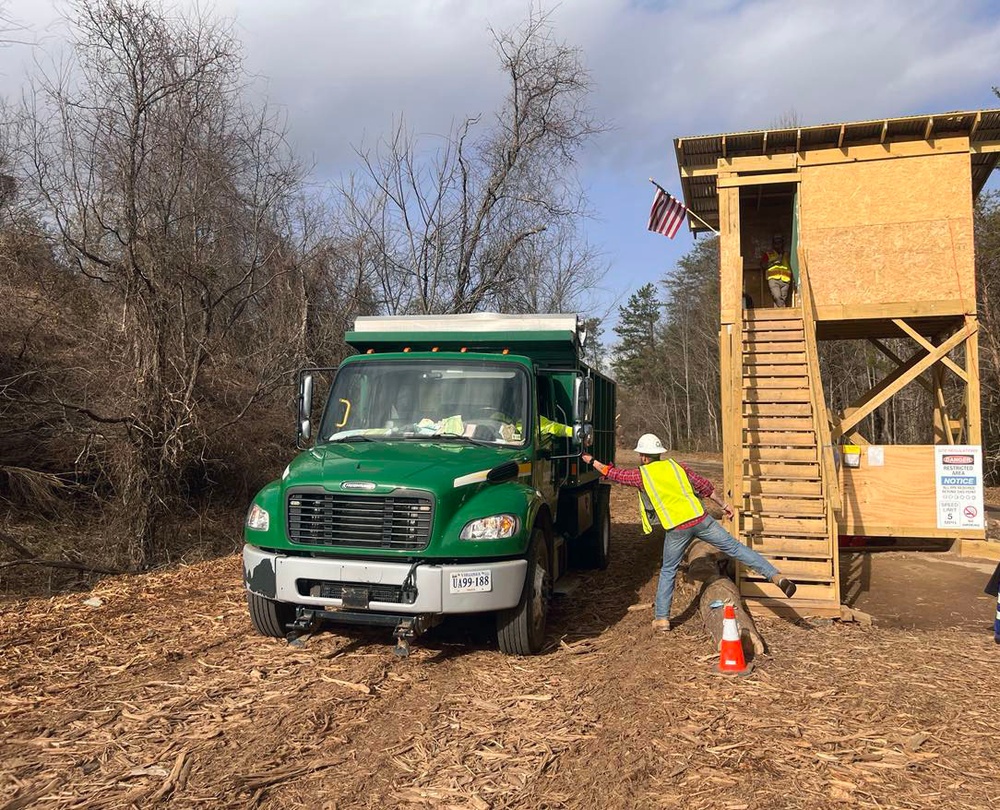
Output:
[{"xmin": 449, "ymin": 570, "xmax": 492, "ymax": 593}]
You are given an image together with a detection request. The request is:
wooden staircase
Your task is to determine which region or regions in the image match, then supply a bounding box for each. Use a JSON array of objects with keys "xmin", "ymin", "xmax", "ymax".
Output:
[{"xmin": 737, "ymin": 306, "xmax": 841, "ymax": 617}]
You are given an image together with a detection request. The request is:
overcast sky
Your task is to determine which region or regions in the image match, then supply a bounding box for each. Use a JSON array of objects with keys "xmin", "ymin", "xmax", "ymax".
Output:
[{"xmin": 3, "ymin": 0, "xmax": 1000, "ymax": 328}]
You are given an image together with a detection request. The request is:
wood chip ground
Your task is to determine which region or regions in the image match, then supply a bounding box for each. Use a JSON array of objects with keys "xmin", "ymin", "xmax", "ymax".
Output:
[{"xmin": 1, "ymin": 481, "xmax": 998, "ymax": 809}]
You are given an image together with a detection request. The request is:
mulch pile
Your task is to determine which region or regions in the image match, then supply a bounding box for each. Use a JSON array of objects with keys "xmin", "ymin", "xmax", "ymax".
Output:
[{"xmin": 1, "ymin": 475, "xmax": 998, "ymax": 809}]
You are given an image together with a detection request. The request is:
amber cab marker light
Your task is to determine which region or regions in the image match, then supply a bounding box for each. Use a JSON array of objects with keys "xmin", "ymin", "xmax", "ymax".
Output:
[
  {"xmin": 366, "ymin": 348, "xmax": 374, "ymax": 354},
  {"xmin": 403, "ymin": 347, "xmax": 410, "ymax": 352},
  {"xmin": 460, "ymin": 347, "xmax": 467, "ymax": 352},
  {"xmin": 502, "ymin": 348, "xmax": 509, "ymax": 354}
]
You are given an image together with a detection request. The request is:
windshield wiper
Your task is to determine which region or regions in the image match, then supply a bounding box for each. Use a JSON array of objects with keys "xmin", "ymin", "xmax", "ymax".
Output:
[
  {"xmin": 328, "ymin": 434, "xmax": 377, "ymax": 443},
  {"xmin": 428, "ymin": 432, "xmax": 497, "ymax": 447}
]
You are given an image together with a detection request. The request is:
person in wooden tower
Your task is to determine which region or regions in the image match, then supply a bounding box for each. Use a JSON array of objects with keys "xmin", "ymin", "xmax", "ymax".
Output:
[
  {"xmin": 761, "ymin": 233, "xmax": 792, "ymax": 307},
  {"xmin": 582, "ymin": 433, "xmax": 797, "ymax": 632}
]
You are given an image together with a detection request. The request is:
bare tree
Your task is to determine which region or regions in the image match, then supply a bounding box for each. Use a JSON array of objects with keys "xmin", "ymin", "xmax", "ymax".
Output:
[
  {"xmin": 339, "ymin": 10, "xmax": 606, "ymax": 316},
  {"xmin": 17, "ymin": 0, "xmax": 309, "ymax": 567}
]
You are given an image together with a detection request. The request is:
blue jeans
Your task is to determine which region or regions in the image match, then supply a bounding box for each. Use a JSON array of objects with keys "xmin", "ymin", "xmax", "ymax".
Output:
[{"xmin": 654, "ymin": 514, "xmax": 779, "ymax": 620}]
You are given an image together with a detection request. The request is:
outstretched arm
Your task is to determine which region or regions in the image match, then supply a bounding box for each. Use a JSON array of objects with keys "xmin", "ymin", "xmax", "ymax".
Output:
[{"xmin": 581, "ymin": 454, "xmax": 643, "ymax": 489}]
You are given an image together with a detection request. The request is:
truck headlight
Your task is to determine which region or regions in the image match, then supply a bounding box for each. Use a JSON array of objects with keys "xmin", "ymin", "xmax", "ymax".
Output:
[
  {"xmin": 246, "ymin": 504, "xmax": 270, "ymax": 531},
  {"xmin": 460, "ymin": 514, "xmax": 518, "ymax": 540}
]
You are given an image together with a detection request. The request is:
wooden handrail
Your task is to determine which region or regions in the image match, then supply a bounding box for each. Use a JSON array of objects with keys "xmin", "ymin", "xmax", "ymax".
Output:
[{"xmin": 797, "ymin": 247, "xmax": 841, "ymax": 512}]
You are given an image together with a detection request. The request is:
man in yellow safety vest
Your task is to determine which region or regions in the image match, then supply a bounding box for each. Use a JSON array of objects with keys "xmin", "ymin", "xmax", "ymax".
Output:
[
  {"xmin": 583, "ymin": 433, "xmax": 797, "ymax": 632},
  {"xmin": 761, "ymin": 233, "xmax": 792, "ymax": 307}
]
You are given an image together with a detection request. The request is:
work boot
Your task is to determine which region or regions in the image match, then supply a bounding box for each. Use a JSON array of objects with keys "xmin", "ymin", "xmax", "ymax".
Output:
[
  {"xmin": 771, "ymin": 574, "xmax": 797, "ymax": 598},
  {"xmin": 651, "ymin": 618, "xmax": 671, "ymax": 633}
]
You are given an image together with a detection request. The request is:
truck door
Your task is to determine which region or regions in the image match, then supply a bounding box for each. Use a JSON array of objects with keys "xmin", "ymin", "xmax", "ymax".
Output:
[{"xmin": 534, "ymin": 374, "xmax": 560, "ymax": 511}]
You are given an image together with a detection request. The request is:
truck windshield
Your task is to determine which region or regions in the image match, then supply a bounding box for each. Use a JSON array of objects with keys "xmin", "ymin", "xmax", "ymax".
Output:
[{"xmin": 318, "ymin": 360, "xmax": 530, "ymax": 447}]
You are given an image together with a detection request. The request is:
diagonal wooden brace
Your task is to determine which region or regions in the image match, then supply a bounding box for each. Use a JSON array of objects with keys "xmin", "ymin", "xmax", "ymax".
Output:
[
  {"xmin": 833, "ymin": 324, "xmax": 976, "ymax": 440},
  {"xmin": 892, "ymin": 318, "xmax": 968, "ymax": 382}
]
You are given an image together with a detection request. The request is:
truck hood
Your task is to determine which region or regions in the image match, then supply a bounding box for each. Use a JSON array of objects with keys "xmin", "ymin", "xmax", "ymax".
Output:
[{"xmin": 283, "ymin": 440, "xmax": 524, "ymax": 493}]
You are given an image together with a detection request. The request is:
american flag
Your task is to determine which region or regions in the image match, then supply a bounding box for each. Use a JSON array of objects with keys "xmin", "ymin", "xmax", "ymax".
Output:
[{"xmin": 647, "ymin": 187, "xmax": 687, "ymax": 239}]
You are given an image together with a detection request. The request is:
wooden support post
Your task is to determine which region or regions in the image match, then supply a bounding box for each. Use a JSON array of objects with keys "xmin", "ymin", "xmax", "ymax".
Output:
[{"xmin": 965, "ymin": 315, "xmax": 982, "ymax": 445}]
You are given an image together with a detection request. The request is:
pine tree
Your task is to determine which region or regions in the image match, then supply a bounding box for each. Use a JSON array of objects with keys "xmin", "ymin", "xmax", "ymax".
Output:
[{"xmin": 611, "ymin": 283, "xmax": 661, "ymax": 386}]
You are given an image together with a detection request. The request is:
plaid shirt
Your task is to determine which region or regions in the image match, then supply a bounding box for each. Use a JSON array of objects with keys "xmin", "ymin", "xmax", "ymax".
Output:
[{"xmin": 603, "ymin": 461, "xmax": 715, "ymax": 530}]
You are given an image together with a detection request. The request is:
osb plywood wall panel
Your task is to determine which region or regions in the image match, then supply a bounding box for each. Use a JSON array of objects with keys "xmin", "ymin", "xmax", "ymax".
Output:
[
  {"xmin": 839, "ymin": 445, "xmax": 937, "ymax": 537},
  {"xmin": 799, "ymin": 151, "xmax": 975, "ymax": 313},
  {"xmin": 836, "ymin": 444, "xmax": 982, "ymax": 539}
]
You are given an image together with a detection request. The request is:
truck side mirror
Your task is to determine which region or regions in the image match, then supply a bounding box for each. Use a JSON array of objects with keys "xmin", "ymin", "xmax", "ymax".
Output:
[
  {"xmin": 573, "ymin": 376, "xmax": 594, "ymax": 424},
  {"xmin": 298, "ymin": 372, "xmax": 314, "ymax": 444}
]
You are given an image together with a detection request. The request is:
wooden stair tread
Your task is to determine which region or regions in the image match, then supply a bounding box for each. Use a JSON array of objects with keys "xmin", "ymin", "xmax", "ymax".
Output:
[
  {"xmin": 743, "ymin": 403, "xmax": 812, "ymax": 416},
  {"xmin": 744, "ymin": 416, "xmax": 814, "ymax": 430},
  {"xmin": 740, "ymin": 581, "xmax": 836, "ymax": 600},
  {"xmin": 751, "ymin": 549, "xmax": 834, "ymax": 561},
  {"xmin": 743, "ymin": 573, "xmax": 836, "ymax": 584},
  {"xmin": 746, "ymin": 308, "xmax": 803, "ymax": 321},
  {"xmin": 744, "ymin": 341, "xmax": 807, "ymax": 353}
]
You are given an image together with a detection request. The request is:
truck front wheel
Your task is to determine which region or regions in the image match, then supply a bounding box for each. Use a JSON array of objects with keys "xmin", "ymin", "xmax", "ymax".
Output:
[
  {"xmin": 247, "ymin": 591, "xmax": 296, "ymax": 638},
  {"xmin": 496, "ymin": 527, "xmax": 550, "ymax": 655}
]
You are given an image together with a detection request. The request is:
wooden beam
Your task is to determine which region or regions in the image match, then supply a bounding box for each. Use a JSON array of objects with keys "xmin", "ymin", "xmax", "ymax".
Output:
[
  {"xmin": 721, "ymin": 153, "xmax": 798, "ymax": 173},
  {"xmin": 721, "ymin": 134, "xmax": 727, "ymax": 159},
  {"xmin": 924, "ymin": 117, "xmax": 934, "ymax": 141},
  {"xmin": 762, "ymin": 130, "xmax": 768, "ymax": 155},
  {"xmin": 892, "ymin": 318, "xmax": 968, "ymax": 382},
  {"xmin": 796, "ymin": 128, "xmax": 802, "ymax": 153},
  {"xmin": 880, "ymin": 120, "xmax": 888, "ymax": 144},
  {"xmin": 682, "ymin": 164, "xmax": 722, "ymax": 178},
  {"xmin": 717, "ymin": 172, "xmax": 801, "ymax": 188},
  {"xmin": 970, "ymin": 111, "xmax": 982, "ymax": 138},
  {"xmin": 833, "ymin": 326, "xmax": 975, "ymax": 438},
  {"xmin": 837, "ymin": 124, "xmax": 845, "ymax": 148},
  {"xmin": 969, "ymin": 141, "xmax": 1000, "ymax": 154},
  {"xmin": 814, "ymin": 299, "xmax": 967, "ymax": 322},
  {"xmin": 799, "ymin": 136, "xmax": 969, "ymax": 168}
]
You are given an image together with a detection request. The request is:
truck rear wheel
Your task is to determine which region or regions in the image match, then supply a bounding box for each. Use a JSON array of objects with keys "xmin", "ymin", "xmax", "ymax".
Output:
[
  {"xmin": 247, "ymin": 591, "xmax": 296, "ymax": 638},
  {"xmin": 575, "ymin": 484, "xmax": 611, "ymax": 570},
  {"xmin": 496, "ymin": 527, "xmax": 550, "ymax": 655}
]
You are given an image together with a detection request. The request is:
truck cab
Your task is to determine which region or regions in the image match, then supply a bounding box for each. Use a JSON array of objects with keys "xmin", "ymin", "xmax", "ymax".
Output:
[{"xmin": 242, "ymin": 313, "xmax": 616, "ymax": 655}]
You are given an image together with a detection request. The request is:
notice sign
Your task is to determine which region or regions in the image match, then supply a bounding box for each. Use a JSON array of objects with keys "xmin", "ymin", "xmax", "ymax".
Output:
[{"xmin": 934, "ymin": 445, "xmax": 984, "ymax": 530}]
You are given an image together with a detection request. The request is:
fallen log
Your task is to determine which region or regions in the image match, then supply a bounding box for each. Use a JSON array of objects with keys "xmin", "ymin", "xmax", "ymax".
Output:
[{"xmin": 685, "ymin": 540, "xmax": 766, "ymax": 658}]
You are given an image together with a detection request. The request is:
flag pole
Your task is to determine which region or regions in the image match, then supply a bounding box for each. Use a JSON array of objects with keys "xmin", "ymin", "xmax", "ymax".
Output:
[{"xmin": 648, "ymin": 177, "xmax": 720, "ymax": 236}]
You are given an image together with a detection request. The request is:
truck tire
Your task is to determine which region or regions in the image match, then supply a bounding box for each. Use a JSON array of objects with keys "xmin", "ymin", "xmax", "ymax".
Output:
[
  {"xmin": 575, "ymin": 484, "xmax": 611, "ymax": 570},
  {"xmin": 496, "ymin": 527, "xmax": 550, "ymax": 655},
  {"xmin": 247, "ymin": 591, "xmax": 296, "ymax": 638}
]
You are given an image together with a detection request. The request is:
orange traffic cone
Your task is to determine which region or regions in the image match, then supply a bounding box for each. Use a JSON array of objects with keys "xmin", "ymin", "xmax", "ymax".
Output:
[{"xmin": 718, "ymin": 604, "xmax": 748, "ymax": 675}]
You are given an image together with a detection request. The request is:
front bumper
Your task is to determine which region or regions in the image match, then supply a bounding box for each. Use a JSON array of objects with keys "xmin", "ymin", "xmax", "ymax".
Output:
[{"xmin": 243, "ymin": 544, "xmax": 527, "ymax": 614}]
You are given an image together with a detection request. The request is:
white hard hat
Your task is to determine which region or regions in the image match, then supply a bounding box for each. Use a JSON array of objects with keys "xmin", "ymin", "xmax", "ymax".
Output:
[{"xmin": 634, "ymin": 433, "xmax": 666, "ymax": 455}]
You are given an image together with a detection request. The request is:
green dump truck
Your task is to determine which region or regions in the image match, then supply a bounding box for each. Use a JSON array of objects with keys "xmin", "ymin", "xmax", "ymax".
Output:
[{"xmin": 242, "ymin": 313, "xmax": 615, "ymax": 655}]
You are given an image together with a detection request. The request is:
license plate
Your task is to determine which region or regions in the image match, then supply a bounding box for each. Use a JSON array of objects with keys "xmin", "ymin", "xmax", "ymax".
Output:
[{"xmin": 449, "ymin": 570, "xmax": 492, "ymax": 594}]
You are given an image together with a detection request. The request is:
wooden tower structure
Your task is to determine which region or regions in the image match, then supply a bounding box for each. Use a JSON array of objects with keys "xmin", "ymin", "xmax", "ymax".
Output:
[{"xmin": 674, "ymin": 109, "xmax": 1000, "ymax": 617}]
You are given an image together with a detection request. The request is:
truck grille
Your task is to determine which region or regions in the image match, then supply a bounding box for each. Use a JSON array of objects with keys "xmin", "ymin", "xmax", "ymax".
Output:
[{"xmin": 286, "ymin": 490, "xmax": 433, "ymax": 550}]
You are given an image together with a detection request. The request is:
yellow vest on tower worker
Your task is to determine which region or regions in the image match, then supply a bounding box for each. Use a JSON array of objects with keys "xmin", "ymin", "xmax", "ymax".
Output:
[
  {"xmin": 633, "ymin": 433, "xmax": 704, "ymax": 534},
  {"xmin": 764, "ymin": 241, "xmax": 791, "ymax": 282}
]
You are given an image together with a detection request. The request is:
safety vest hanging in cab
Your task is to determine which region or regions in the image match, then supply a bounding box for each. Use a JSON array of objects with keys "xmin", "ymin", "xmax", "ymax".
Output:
[
  {"xmin": 764, "ymin": 250, "xmax": 791, "ymax": 283},
  {"xmin": 637, "ymin": 459, "xmax": 705, "ymax": 534}
]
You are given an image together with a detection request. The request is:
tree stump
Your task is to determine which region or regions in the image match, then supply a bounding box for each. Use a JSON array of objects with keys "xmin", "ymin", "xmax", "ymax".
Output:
[{"xmin": 685, "ymin": 540, "xmax": 767, "ymax": 658}]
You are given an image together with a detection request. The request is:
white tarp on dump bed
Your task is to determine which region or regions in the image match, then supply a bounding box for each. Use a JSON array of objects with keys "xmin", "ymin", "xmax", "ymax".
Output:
[{"xmin": 353, "ymin": 313, "xmax": 578, "ymax": 335}]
